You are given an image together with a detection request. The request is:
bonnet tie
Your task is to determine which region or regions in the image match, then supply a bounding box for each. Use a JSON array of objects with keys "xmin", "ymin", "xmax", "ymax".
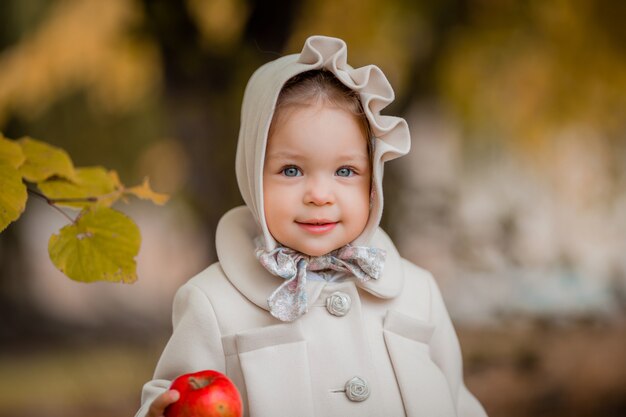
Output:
[{"xmin": 255, "ymin": 237, "xmax": 386, "ymax": 322}]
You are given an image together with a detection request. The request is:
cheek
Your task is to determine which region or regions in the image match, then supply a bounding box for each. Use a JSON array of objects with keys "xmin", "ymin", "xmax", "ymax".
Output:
[
  {"xmin": 344, "ymin": 180, "xmax": 371, "ymax": 228},
  {"xmin": 263, "ymin": 181, "xmax": 278, "ymax": 220},
  {"xmin": 355, "ymin": 192, "xmax": 371, "ymax": 226},
  {"xmin": 263, "ymin": 178, "xmax": 290, "ymax": 235}
]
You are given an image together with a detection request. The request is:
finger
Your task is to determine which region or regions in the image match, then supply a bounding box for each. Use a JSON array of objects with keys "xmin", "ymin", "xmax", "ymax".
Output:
[{"xmin": 148, "ymin": 390, "xmax": 180, "ymax": 416}]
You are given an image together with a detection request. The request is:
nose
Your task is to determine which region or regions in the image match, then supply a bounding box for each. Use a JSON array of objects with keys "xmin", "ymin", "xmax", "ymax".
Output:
[{"xmin": 303, "ymin": 175, "xmax": 334, "ymax": 206}]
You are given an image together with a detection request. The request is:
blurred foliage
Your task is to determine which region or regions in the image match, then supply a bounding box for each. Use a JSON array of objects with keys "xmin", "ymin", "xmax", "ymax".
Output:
[
  {"xmin": 438, "ymin": 0, "xmax": 626, "ymax": 156},
  {"xmin": 0, "ymin": 0, "xmax": 163, "ymax": 183},
  {"xmin": 186, "ymin": 0, "xmax": 250, "ymax": 52},
  {"xmin": 0, "ymin": 0, "xmax": 160, "ymax": 124}
]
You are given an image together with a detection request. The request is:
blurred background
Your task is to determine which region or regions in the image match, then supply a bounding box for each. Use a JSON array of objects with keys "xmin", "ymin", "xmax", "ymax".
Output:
[{"xmin": 0, "ymin": 0, "xmax": 625, "ymax": 416}]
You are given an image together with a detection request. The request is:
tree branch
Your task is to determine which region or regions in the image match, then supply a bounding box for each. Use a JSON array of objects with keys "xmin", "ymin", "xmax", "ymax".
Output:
[{"xmin": 27, "ymin": 188, "xmax": 76, "ymax": 223}]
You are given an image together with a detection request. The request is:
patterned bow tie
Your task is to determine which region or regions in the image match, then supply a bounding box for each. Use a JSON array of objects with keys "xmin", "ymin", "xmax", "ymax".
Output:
[{"xmin": 255, "ymin": 238, "xmax": 386, "ymax": 322}]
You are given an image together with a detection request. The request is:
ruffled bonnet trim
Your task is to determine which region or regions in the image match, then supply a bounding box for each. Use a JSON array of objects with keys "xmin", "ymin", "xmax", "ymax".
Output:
[{"xmin": 298, "ymin": 36, "xmax": 410, "ymax": 160}]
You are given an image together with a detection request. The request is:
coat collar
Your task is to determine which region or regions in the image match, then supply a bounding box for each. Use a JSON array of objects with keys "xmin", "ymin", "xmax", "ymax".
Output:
[{"xmin": 216, "ymin": 206, "xmax": 405, "ymax": 313}]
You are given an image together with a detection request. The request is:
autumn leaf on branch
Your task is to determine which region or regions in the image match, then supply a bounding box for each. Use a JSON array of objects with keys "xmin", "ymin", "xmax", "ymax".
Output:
[
  {"xmin": 18, "ymin": 137, "xmax": 76, "ymax": 182},
  {"xmin": 0, "ymin": 165, "xmax": 27, "ymax": 233},
  {"xmin": 38, "ymin": 166, "xmax": 123, "ymax": 208},
  {"xmin": 0, "ymin": 133, "xmax": 169, "ymax": 284},
  {"xmin": 48, "ymin": 206, "xmax": 141, "ymax": 283},
  {"xmin": 0, "ymin": 135, "xmax": 27, "ymax": 232},
  {"xmin": 125, "ymin": 177, "xmax": 169, "ymax": 205},
  {"xmin": 0, "ymin": 133, "xmax": 25, "ymax": 167}
]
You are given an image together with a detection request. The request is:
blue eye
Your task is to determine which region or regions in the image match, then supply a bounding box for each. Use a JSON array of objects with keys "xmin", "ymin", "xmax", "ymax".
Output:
[
  {"xmin": 282, "ymin": 166, "xmax": 302, "ymax": 177},
  {"xmin": 336, "ymin": 167, "xmax": 354, "ymax": 177}
]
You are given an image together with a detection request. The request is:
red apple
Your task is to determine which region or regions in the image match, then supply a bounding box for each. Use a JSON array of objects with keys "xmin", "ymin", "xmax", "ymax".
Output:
[{"xmin": 164, "ymin": 370, "xmax": 243, "ymax": 417}]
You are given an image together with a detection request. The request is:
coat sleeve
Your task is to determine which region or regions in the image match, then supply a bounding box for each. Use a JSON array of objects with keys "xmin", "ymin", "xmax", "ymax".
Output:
[
  {"xmin": 134, "ymin": 281, "xmax": 225, "ymax": 417},
  {"xmin": 425, "ymin": 272, "xmax": 488, "ymax": 417}
]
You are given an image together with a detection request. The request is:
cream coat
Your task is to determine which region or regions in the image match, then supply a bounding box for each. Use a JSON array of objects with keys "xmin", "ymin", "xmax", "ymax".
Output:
[{"xmin": 135, "ymin": 206, "xmax": 488, "ymax": 417}]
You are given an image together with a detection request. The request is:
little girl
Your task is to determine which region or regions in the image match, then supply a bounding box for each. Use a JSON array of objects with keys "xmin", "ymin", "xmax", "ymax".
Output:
[{"xmin": 138, "ymin": 35, "xmax": 487, "ymax": 417}]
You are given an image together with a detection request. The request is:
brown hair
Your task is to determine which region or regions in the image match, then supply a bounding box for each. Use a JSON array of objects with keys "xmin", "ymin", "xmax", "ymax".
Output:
[{"xmin": 270, "ymin": 70, "xmax": 373, "ymax": 162}]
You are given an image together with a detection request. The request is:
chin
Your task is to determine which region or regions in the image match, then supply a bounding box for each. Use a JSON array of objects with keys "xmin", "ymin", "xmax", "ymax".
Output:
[
  {"xmin": 302, "ymin": 248, "xmax": 331, "ymax": 257},
  {"xmin": 299, "ymin": 242, "xmax": 343, "ymax": 257}
]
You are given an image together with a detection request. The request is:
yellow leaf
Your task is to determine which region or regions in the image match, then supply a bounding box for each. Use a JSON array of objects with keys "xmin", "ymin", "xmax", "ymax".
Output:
[
  {"xmin": 48, "ymin": 206, "xmax": 141, "ymax": 283},
  {"xmin": 0, "ymin": 164, "xmax": 28, "ymax": 232},
  {"xmin": 38, "ymin": 166, "xmax": 121, "ymax": 208},
  {"xmin": 0, "ymin": 135, "xmax": 25, "ymax": 168},
  {"xmin": 108, "ymin": 170, "xmax": 122, "ymax": 188},
  {"xmin": 126, "ymin": 177, "xmax": 169, "ymax": 205},
  {"xmin": 18, "ymin": 137, "xmax": 75, "ymax": 182}
]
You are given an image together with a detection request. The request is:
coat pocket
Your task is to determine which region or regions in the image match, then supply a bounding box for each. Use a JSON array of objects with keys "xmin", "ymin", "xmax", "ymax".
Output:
[
  {"xmin": 235, "ymin": 321, "xmax": 315, "ymax": 417},
  {"xmin": 383, "ymin": 310, "xmax": 457, "ymax": 417}
]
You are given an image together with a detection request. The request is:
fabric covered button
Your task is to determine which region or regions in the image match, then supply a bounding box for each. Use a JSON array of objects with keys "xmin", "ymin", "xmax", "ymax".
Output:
[
  {"xmin": 344, "ymin": 376, "xmax": 370, "ymax": 402},
  {"xmin": 326, "ymin": 291, "xmax": 351, "ymax": 317}
]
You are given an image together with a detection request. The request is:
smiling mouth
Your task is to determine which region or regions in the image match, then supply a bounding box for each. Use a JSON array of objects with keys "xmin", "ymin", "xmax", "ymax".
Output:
[{"xmin": 296, "ymin": 221, "xmax": 338, "ymax": 234}]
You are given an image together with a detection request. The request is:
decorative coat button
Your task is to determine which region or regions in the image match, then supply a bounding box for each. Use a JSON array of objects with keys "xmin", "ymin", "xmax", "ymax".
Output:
[
  {"xmin": 345, "ymin": 376, "xmax": 370, "ymax": 402},
  {"xmin": 326, "ymin": 291, "xmax": 351, "ymax": 317}
]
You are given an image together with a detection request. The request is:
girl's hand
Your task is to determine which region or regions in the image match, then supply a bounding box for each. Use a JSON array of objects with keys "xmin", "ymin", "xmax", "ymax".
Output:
[{"xmin": 147, "ymin": 389, "xmax": 180, "ymax": 417}]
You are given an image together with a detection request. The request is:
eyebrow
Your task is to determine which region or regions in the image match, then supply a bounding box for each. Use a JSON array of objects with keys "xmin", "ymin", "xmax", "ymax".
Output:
[
  {"xmin": 266, "ymin": 150, "xmax": 368, "ymax": 161},
  {"xmin": 265, "ymin": 151, "xmax": 369, "ymax": 163},
  {"xmin": 265, "ymin": 150, "xmax": 303, "ymax": 160},
  {"xmin": 336, "ymin": 152, "xmax": 369, "ymax": 161}
]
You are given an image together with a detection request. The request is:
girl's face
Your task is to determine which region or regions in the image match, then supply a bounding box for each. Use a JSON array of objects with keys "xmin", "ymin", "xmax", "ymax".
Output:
[{"xmin": 263, "ymin": 102, "xmax": 371, "ymax": 256}]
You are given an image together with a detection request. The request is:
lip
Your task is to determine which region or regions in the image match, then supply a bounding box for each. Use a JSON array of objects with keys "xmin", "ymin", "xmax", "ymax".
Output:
[{"xmin": 296, "ymin": 220, "xmax": 338, "ymax": 234}]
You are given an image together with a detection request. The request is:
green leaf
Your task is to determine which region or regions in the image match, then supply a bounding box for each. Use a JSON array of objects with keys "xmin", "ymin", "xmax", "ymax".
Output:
[
  {"xmin": 48, "ymin": 206, "xmax": 141, "ymax": 283},
  {"xmin": 18, "ymin": 137, "xmax": 75, "ymax": 182},
  {"xmin": 0, "ymin": 164, "xmax": 28, "ymax": 232},
  {"xmin": 38, "ymin": 166, "xmax": 122, "ymax": 208},
  {"xmin": 0, "ymin": 135, "xmax": 25, "ymax": 168}
]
